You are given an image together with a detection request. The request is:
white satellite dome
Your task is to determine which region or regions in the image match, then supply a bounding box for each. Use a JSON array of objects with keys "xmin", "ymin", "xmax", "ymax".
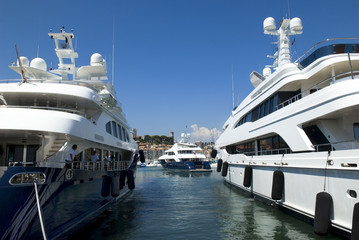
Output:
[
  {"xmin": 290, "ymin": 17, "xmax": 303, "ymax": 32},
  {"xmin": 17, "ymin": 56, "xmax": 29, "ymax": 67},
  {"xmin": 263, "ymin": 17, "xmax": 276, "ymax": 31},
  {"xmin": 90, "ymin": 53, "xmax": 104, "ymax": 66},
  {"xmin": 263, "ymin": 67, "xmax": 272, "ymax": 78},
  {"xmin": 30, "ymin": 58, "xmax": 47, "ymax": 71}
]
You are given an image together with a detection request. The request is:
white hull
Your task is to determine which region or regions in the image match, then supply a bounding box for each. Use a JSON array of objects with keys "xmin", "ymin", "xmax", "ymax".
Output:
[{"xmin": 221, "ymin": 150, "xmax": 358, "ymax": 236}]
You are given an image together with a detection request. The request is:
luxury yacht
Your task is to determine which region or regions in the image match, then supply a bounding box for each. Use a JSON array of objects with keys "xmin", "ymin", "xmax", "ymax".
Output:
[
  {"xmin": 214, "ymin": 17, "xmax": 359, "ymax": 239},
  {"xmin": 0, "ymin": 28, "xmax": 138, "ymax": 239},
  {"xmin": 159, "ymin": 133, "xmax": 212, "ymax": 172}
]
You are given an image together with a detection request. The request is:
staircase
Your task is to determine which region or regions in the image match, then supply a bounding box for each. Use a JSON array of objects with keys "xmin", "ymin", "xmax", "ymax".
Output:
[{"xmin": 44, "ymin": 137, "xmax": 67, "ymax": 160}]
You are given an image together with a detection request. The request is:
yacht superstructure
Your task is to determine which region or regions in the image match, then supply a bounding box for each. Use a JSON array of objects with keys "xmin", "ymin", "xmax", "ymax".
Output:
[
  {"xmin": 215, "ymin": 17, "xmax": 359, "ymax": 238},
  {"xmin": 0, "ymin": 28, "xmax": 138, "ymax": 239}
]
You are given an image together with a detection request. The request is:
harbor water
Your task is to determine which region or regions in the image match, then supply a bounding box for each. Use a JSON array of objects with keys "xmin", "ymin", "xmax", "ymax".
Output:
[{"xmin": 71, "ymin": 167, "xmax": 341, "ymax": 240}]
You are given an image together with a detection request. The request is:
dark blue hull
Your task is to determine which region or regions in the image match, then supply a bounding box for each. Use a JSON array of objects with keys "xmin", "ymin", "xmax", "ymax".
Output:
[
  {"xmin": 0, "ymin": 166, "xmax": 135, "ymax": 240},
  {"xmin": 160, "ymin": 161, "xmax": 212, "ymax": 172}
]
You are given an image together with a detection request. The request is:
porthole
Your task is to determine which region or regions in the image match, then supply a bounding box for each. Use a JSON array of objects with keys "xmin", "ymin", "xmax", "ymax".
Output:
[
  {"xmin": 347, "ymin": 190, "xmax": 357, "ymax": 199},
  {"xmin": 9, "ymin": 172, "xmax": 46, "ymax": 185}
]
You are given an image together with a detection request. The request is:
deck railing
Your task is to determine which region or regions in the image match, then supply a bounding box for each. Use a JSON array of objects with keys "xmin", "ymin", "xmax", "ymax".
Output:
[
  {"xmin": 275, "ymin": 70, "xmax": 359, "ymax": 111},
  {"xmin": 8, "ymin": 160, "xmax": 131, "ymax": 171},
  {"xmin": 239, "ymin": 140, "xmax": 359, "ymax": 156},
  {"xmin": 294, "ymin": 38, "xmax": 359, "ymax": 66}
]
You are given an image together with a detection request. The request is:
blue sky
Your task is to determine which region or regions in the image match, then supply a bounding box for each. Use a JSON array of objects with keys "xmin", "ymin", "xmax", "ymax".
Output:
[{"xmin": 1, "ymin": 0, "xmax": 358, "ymax": 142}]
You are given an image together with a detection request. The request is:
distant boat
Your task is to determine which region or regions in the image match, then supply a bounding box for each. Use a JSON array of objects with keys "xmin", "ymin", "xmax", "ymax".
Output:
[
  {"xmin": 159, "ymin": 133, "xmax": 212, "ymax": 172},
  {"xmin": 0, "ymin": 28, "xmax": 138, "ymax": 239},
  {"xmin": 145, "ymin": 160, "xmax": 161, "ymax": 167},
  {"xmin": 215, "ymin": 16, "xmax": 359, "ymax": 238}
]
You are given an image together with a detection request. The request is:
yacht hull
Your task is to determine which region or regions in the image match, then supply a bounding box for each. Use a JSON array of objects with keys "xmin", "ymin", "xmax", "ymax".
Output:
[
  {"xmin": 220, "ymin": 150, "xmax": 358, "ymax": 238},
  {"xmin": 160, "ymin": 161, "xmax": 212, "ymax": 171},
  {"xmin": 0, "ymin": 166, "xmax": 135, "ymax": 240}
]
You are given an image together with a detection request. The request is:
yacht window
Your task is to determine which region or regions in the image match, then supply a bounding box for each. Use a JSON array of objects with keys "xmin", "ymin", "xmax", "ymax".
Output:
[
  {"xmin": 7, "ymin": 145, "xmax": 39, "ymax": 164},
  {"xmin": 125, "ymin": 131, "xmax": 130, "ymax": 142},
  {"xmin": 105, "ymin": 122, "xmax": 111, "ymax": 134},
  {"xmin": 354, "ymin": 123, "xmax": 359, "ymax": 140},
  {"xmin": 118, "ymin": 124, "xmax": 123, "ymax": 141},
  {"xmin": 121, "ymin": 127, "xmax": 126, "ymax": 141},
  {"xmin": 112, "ymin": 121, "xmax": 118, "ymax": 138}
]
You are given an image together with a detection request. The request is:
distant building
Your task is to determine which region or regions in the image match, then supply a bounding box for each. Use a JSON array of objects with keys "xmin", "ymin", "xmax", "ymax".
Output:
[
  {"xmin": 134, "ymin": 132, "xmax": 174, "ymax": 160},
  {"xmin": 133, "ymin": 128, "xmax": 137, "ymax": 138}
]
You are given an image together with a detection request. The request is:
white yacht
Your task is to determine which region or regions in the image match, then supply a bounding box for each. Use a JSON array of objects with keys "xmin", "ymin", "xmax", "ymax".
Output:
[
  {"xmin": 214, "ymin": 17, "xmax": 359, "ymax": 239},
  {"xmin": 159, "ymin": 133, "xmax": 212, "ymax": 172},
  {"xmin": 0, "ymin": 28, "xmax": 138, "ymax": 239}
]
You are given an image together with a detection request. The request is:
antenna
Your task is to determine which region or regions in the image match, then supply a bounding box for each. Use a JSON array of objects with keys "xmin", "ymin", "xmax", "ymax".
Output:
[
  {"xmin": 112, "ymin": 16, "xmax": 115, "ymax": 86},
  {"xmin": 232, "ymin": 64, "xmax": 235, "ymax": 109},
  {"xmin": 287, "ymin": 0, "xmax": 291, "ymax": 19},
  {"xmin": 37, "ymin": 26, "xmax": 40, "ymax": 58}
]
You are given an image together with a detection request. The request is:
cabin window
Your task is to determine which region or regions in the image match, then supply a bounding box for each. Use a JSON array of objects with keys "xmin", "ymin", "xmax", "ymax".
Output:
[
  {"xmin": 354, "ymin": 123, "xmax": 359, "ymax": 140},
  {"xmin": 117, "ymin": 124, "xmax": 123, "ymax": 140},
  {"xmin": 7, "ymin": 145, "xmax": 39, "ymax": 164},
  {"xmin": 105, "ymin": 122, "xmax": 111, "ymax": 134},
  {"xmin": 226, "ymin": 134, "xmax": 289, "ymax": 156},
  {"xmin": 121, "ymin": 127, "xmax": 126, "ymax": 141},
  {"xmin": 112, "ymin": 121, "xmax": 118, "ymax": 138},
  {"xmin": 125, "ymin": 131, "xmax": 130, "ymax": 142}
]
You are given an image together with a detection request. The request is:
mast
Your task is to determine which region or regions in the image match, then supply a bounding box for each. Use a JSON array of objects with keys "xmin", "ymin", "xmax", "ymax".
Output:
[
  {"xmin": 48, "ymin": 27, "xmax": 79, "ymax": 80},
  {"xmin": 263, "ymin": 17, "xmax": 303, "ymax": 69}
]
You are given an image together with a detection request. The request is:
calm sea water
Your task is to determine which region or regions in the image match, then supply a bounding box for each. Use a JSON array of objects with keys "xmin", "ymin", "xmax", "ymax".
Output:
[{"xmin": 72, "ymin": 167, "xmax": 341, "ymax": 240}]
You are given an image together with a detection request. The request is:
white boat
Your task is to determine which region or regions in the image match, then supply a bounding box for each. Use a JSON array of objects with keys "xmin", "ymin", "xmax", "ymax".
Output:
[
  {"xmin": 159, "ymin": 133, "xmax": 212, "ymax": 172},
  {"xmin": 214, "ymin": 16, "xmax": 359, "ymax": 238},
  {"xmin": 0, "ymin": 28, "xmax": 138, "ymax": 239}
]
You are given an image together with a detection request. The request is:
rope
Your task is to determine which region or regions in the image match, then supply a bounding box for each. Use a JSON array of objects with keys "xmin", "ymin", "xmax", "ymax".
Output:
[{"xmin": 34, "ymin": 182, "xmax": 47, "ymax": 240}]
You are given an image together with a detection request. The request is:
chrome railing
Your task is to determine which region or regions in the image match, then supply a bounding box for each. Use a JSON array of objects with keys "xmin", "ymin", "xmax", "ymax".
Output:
[
  {"xmin": 294, "ymin": 38, "xmax": 359, "ymax": 64},
  {"xmin": 238, "ymin": 140, "xmax": 359, "ymax": 156},
  {"xmin": 9, "ymin": 160, "xmax": 131, "ymax": 171},
  {"xmin": 275, "ymin": 70, "xmax": 359, "ymax": 111}
]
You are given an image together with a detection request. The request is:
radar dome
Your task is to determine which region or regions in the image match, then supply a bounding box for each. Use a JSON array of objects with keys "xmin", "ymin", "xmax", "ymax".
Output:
[
  {"xmin": 17, "ymin": 56, "xmax": 29, "ymax": 67},
  {"xmin": 263, "ymin": 67, "xmax": 272, "ymax": 78},
  {"xmin": 263, "ymin": 17, "xmax": 276, "ymax": 31},
  {"xmin": 90, "ymin": 53, "xmax": 104, "ymax": 66},
  {"xmin": 30, "ymin": 58, "xmax": 47, "ymax": 71},
  {"xmin": 290, "ymin": 17, "xmax": 303, "ymax": 31}
]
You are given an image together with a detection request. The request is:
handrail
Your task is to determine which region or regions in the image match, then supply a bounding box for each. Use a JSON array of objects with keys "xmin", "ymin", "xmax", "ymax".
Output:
[
  {"xmin": 0, "ymin": 78, "xmax": 99, "ymax": 91},
  {"xmin": 9, "ymin": 160, "xmax": 131, "ymax": 171},
  {"xmin": 275, "ymin": 70, "xmax": 359, "ymax": 111},
  {"xmin": 294, "ymin": 37, "xmax": 359, "ymax": 64},
  {"xmin": 239, "ymin": 140, "xmax": 359, "ymax": 156}
]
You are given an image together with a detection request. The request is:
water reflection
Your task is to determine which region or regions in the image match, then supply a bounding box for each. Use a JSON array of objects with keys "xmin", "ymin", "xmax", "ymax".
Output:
[
  {"xmin": 162, "ymin": 169, "xmax": 212, "ymax": 178},
  {"xmin": 71, "ymin": 168, "xmax": 341, "ymax": 240}
]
